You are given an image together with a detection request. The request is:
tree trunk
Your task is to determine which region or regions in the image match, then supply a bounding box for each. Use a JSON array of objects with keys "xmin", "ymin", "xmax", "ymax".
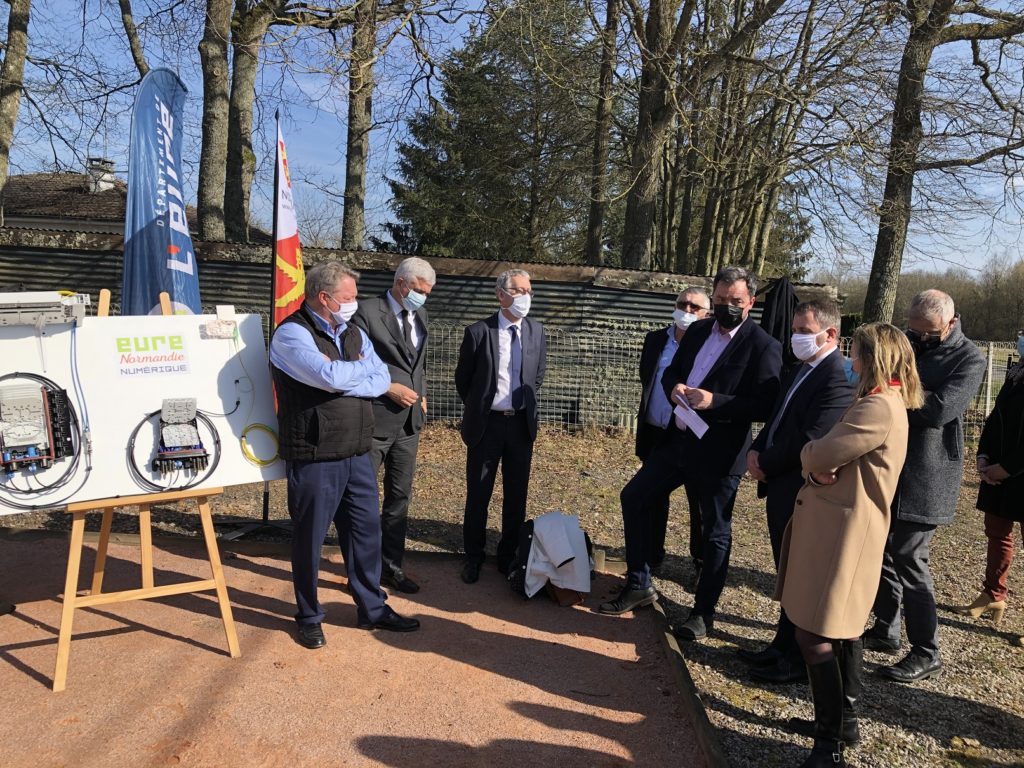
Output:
[
  {"xmin": 0, "ymin": 0, "xmax": 30, "ymax": 209},
  {"xmin": 620, "ymin": 0, "xmax": 677, "ymax": 269},
  {"xmin": 674, "ymin": 102, "xmax": 701, "ymax": 273},
  {"xmin": 584, "ymin": 0, "xmax": 621, "ymax": 266},
  {"xmin": 118, "ymin": 0, "xmax": 149, "ymax": 77},
  {"xmin": 341, "ymin": 0, "xmax": 378, "ymax": 251},
  {"xmin": 225, "ymin": 3, "xmax": 275, "ymax": 243},
  {"xmin": 197, "ymin": 0, "xmax": 232, "ymax": 241},
  {"xmin": 864, "ymin": 0, "xmax": 955, "ymax": 323}
]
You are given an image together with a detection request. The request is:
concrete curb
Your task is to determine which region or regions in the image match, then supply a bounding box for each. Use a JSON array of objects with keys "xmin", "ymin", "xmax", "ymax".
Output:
[
  {"xmin": 596, "ymin": 552, "xmax": 729, "ymax": 768},
  {"xmin": 651, "ymin": 599, "xmax": 731, "ymax": 768}
]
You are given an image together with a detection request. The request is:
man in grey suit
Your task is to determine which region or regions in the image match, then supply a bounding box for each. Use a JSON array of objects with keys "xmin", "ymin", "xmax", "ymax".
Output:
[
  {"xmin": 455, "ymin": 268, "xmax": 547, "ymax": 584},
  {"xmin": 864, "ymin": 289, "xmax": 986, "ymax": 682},
  {"xmin": 352, "ymin": 257, "xmax": 436, "ymax": 594}
]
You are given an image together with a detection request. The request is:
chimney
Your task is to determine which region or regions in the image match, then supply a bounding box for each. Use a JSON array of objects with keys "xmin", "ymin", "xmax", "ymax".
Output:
[{"xmin": 87, "ymin": 157, "xmax": 116, "ymax": 194}]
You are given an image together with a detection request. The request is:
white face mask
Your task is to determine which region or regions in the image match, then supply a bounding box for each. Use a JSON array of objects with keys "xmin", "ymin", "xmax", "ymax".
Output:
[
  {"xmin": 672, "ymin": 309, "xmax": 698, "ymax": 330},
  {"xmin": 326, "ymin": 295, "xmax": 359, "ymax": 325},
  {"xmin": 502, "ymin": 289, "xmax": 531, "ymax": 319},
  {"xmin": 791, "ymin": 331, "xmax": 825, "ymax": 361}
]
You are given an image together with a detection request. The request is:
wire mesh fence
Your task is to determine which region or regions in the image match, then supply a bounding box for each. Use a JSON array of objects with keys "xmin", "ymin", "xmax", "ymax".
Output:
[
  {"xmin": 118, "ymin": 306, "xmax": 1019, "ymax": 441},
  {"xmin": 425, "ymin": 323, "xmax": 1019, "ymax": 442}
]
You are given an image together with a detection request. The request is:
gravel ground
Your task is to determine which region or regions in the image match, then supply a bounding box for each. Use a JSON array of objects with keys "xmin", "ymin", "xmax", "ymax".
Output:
[{"xmin": 5, "ymin": 423, "xmax": 1023, "ymax": 767}]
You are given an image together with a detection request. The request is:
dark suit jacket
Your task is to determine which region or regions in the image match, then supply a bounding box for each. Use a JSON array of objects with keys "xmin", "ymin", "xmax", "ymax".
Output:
[
  {"xmin": 351, "ymin": 290, "xmax": 428, "ymax": 437},
  {"xmin": 636, "ymin": 326, "xmax": 676, "ymax": 459},
  {"xmin": 749, "ymin": 348, "xmax": 854, "ymax": 498},
  {"xmin": 454, "ymin": 313, "xmax": 547, "ymax": 448},
  {"xmin": 661, "ymin": 317, "xmax": 782, "ymax": 477}
]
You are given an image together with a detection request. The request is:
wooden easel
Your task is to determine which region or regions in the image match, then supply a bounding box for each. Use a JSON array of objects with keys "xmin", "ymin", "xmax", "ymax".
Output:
[{"xmin": 52, "ymin": 289, "xmax": 241, "ymax": 692}]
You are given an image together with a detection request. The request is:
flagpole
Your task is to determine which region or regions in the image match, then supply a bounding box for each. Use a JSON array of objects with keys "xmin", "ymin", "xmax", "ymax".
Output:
[{"xmin": 220, "ymin": 110, "xmax": 288, "ymax": 542}]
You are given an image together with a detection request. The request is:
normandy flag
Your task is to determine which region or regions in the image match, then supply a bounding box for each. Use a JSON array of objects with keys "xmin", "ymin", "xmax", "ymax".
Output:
[{"xmin": 271, "ymin": 113, "xmax": 305, "ymax": 330}]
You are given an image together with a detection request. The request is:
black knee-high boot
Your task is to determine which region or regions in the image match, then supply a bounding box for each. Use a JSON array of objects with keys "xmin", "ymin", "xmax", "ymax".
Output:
[
  {"xmin": 789, "ymin": 640, "xmax": 862, "ymax": 745},
  {"xmin": 837, "ymin": 639, "xmax": 862, "ymax": 745},
  {"xmin": 799, "ymin": 655, "xmax": 847, "ymax": 767}
]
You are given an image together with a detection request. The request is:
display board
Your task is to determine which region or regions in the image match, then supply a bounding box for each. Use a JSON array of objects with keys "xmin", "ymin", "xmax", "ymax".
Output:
[{"xmin": 0, "ymin": 313, "xmax": 283, "ymax": 515}]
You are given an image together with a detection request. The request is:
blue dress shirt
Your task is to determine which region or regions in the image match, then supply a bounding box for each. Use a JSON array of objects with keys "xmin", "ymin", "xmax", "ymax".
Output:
[{"xmin": 269, "ymin": 309, "xmax": 391, "ymax": 398}]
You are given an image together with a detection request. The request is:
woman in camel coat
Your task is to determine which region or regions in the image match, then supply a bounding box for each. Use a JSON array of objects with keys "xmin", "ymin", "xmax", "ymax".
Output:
[{"xmin": 776, "ymin": 322, "xmax": 923, "ymax": 768}]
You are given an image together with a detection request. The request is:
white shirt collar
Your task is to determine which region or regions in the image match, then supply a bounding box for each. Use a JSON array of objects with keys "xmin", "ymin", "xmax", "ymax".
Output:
[{"xmin": 497, "ymin": 311, "xmax": 522, "ymax": 330}]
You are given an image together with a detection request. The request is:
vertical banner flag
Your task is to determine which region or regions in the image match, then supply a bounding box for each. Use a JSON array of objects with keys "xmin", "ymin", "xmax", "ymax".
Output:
[
  {"xmin": 122, "ymin": 68, "xmax": 201, "ymax": 315},
  {"xmin": 272, "ymin": 114, "xmax": 305, "ymax": 329}
]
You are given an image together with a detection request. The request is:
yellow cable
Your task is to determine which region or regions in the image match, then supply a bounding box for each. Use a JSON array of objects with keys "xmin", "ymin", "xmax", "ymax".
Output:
[{"xmin": 240, "ymin": 423, "xmax": 279, "ymax": 466}]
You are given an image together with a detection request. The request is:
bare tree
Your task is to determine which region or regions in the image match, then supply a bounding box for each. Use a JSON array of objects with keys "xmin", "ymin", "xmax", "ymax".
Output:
[
  {"xmin": 341, "ymin": 0, "xmax": 379, "ymax": 250},
  {"xmin": 583, "ymin": 0, "xmax": 621, "ymax": 265},
  {"xmin": 0, "ymin": 0, "xmax": 30, "ymax": 206},
  {"xmin": 197, "ymin": 0, "xmax": 231, "ymax": 241},
  {"xmin": 863, "ymin": 2, "xmax": 1024, "ymax": 322}
]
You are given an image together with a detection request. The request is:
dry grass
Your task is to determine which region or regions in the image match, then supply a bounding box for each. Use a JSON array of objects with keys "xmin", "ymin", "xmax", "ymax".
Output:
[{"xmin": 5, "ymin": 422, "xmax": 1023, "ymax": 767}]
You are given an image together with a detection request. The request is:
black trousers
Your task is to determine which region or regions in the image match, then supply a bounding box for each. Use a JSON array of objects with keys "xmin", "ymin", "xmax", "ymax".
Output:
[
  {"xmin": 370, "ymin": 419, "xmax": 421, "ymax": 576},
  {"xmin": 463, "ymin": 410, "xmax": 534, "ymax": 565},
  {"xmin": 764, "ymin": 472, "xmax": 804, "ymax": 655},
  {"xmin": 644, "ymin": 427, "xmax": 703, "ymax": 566}
]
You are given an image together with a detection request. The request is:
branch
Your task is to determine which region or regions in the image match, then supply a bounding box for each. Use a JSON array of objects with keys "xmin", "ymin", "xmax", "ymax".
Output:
[
  {"xmin": 939, "ymin": 15, "xmax": 1024, "ymax": 44},
  {"xmin": 916, "ymin": 137, "xmax": 1024, "ymax": 171},
  {"xmin": 118, "ymin": 0, "xmax": 150, "ymax": 77}
]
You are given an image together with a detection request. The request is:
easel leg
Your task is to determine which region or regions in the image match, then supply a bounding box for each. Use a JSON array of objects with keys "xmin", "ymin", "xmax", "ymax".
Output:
[
  {"xmin": 139, "ymin": 503, "xmax": 154, "ymax": 590},
  {"xmin": 198, "ymin": 497, "xmax": 240, "ymax": 658},
  {"xmin": 90, "ymin": 507, "xmax": 114, "ymax": 595},
  {"xmin": 54, "ymin": 511, "xmax": 86, "ymax": 692}
]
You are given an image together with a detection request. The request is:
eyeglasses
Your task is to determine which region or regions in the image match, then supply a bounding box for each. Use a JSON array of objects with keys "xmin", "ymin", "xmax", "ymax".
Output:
[
  {"xmin": 906, "ymin": 328, "xmax": 943, "ymax": 343},
  {"xmin": 676, "ymin": 300, "xmax": 708, "ymax": 312},
  {"xmin": 502, "ymin": 287, "xmax": 534, "ymax": 297}
]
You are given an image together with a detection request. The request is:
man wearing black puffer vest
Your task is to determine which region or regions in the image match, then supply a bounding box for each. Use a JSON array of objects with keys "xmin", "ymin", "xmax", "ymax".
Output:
[{"xmin": 270, "ymin": 261, "xmax": 421, "ymax": 650}]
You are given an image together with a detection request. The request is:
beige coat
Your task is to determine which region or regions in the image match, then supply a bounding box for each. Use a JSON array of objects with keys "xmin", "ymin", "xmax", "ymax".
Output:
[{"xmin": 775, "ymin": 390, "xmax": 909, "ymax": 639}]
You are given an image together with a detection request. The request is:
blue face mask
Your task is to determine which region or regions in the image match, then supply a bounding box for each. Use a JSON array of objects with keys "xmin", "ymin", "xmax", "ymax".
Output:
[
  {"xmin": 1018, "ymin": 335, "xmax": 1024, "ymax": 358},
  {"xmin": 843, "ymin": 356, "xmax": 859, "ymax": 385},
  {"xmin": 400, "ymin": 281, "xmax": 427, "ymax": 312}
]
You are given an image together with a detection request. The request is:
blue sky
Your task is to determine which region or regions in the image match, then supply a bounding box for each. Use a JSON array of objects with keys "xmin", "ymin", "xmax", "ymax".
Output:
[{"xmin": 9, "ymin": 1, "xmax": 1022, "ymax": 277}]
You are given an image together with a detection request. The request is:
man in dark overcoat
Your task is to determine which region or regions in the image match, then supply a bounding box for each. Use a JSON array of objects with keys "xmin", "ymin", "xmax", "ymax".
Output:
[{"xmin": 865, "ymin": 289, "xmax": 986, "ymax": 682}]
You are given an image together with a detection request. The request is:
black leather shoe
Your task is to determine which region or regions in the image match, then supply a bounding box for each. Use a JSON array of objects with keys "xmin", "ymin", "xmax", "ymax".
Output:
[
  {"xmin": 861, "ymin": 628, "xmax": 900, "ymax": 654},
  {"xmin": 737, "ymin": 644, "xmax": 784, "ymax": 667},
  {"xmin": 877, "ymin": 650, "xmax": 942, "ymax": 683},
  {"xmin": 674, "ymin": 612, "xmax": 712, "ymax": 641},
  {"xmin": 358, "ymin": 607, "xmax": 420, "ymax": 632},
  {"xmin": 750, "ymin": 656, "xmax": 808, "ymax": 684},
  {"xmin": 461, "ymin": 561, "xmax": 481, "ymax": 584},
  {"xmin": 382, "ymin": 569, "xmax": 420, "ymax": 594},
  {"xmin": 296, "ymin": 623, "xmax": 326, "ymax": 649},
  {"xmin": 597, "ymin": 585, "xmax": 656, "ymax": 615},
  {"xmin": 0, "ymin": 600, "xmax": 15, "ymax": 615}
]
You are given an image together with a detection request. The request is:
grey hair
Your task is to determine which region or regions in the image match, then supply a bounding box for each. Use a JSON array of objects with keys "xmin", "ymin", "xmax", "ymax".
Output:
[
  {"xmin": 496, "ymin": 268, "xmax": 531, "ymax": 292},
  {"xmin": 395, "ymin": 256, "xmax": 436, "ymax": 287},
  {"xmin": 909, "ymin": 289, "xmax": 955, "ymax": 323},
  {"xmin": 713, "ymin": 265, "xmax": 757, "ymax": 296},
  {"xmin": 680, "ymin": 286, "xmax": 710, "ymax": 309},
  {"xmin": 795, "ymin": 299, "xmax": 841, "ymax": 332},
  {"xmin": 305, "ymin": 261, "xmax": 361, "ymax": 299}
]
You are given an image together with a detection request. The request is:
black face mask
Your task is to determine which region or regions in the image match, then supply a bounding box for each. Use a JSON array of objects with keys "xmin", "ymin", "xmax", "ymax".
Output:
[
  {"xmin": 713, "ymin": 303, "xmax": 745, "ymax": 329},
  {"xmin": 906, "ymin": 329, "xmax": 941, "ymax": 356}
]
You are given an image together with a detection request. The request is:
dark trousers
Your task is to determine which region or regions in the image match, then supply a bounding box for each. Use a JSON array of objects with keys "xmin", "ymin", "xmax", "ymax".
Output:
[
  {"xmin": 463, "ymin": 410, "xmax": 534, "ymax": 565},
  {"xmin": 765, "ymin": 472, "xmax": 804, "ymax": 655},
  {"xmin": 287, "ymin": 454, "xmax": 387, "ymax": 626},
  {"xmin": 370, "ymin": 424, "xmax": 421, "ymax": 575},
  {"xmin": 872, "ymin": 519, "xmax": 940, "ymax": 660},
  {"xmin": 644, "ymin": 427, "xmax": 702, "ymax": 567},
  {"xmin": 621, "ymin": 440, "xmax": 740, "ymax": 616}
]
